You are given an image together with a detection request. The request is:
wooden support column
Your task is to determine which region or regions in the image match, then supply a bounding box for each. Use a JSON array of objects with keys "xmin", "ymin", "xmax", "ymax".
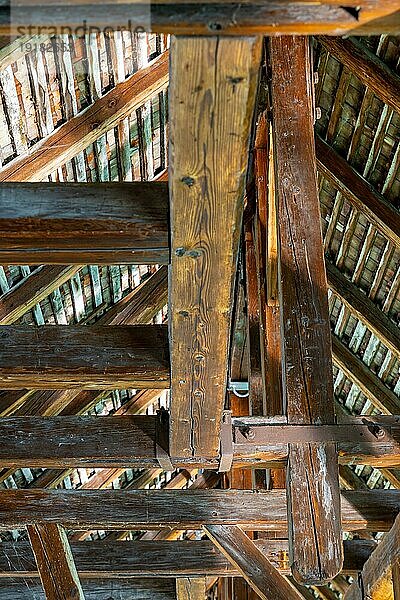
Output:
[
  {"xmin": 169, "ymin": 35, "xmax": 262, "ymax": 459},
  {"xmin": 27, "ymin": 524, "xmax": 85, "ymax": 600},
  {"xmin": 205, "ymin": 525, "xmax": 304, "ymax": 600},
  {"xmin": 269, "ymin": 36, "xmax": 343, "ymax": 584},
  {"xmin": 176, "ymin": 578, "xmax": 206, "ymax": 600}
]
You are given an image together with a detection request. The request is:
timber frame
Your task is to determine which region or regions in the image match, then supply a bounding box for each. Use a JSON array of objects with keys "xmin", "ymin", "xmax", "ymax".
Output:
[{"xmin": 0, "ymin": 4, "xmax": 399, "ymax": 600}]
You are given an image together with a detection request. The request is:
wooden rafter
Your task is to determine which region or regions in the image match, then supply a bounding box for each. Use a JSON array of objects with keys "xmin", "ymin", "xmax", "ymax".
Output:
[{"xmin": 168, "ymin": 35, "xmax": 262, "ymax": 459}]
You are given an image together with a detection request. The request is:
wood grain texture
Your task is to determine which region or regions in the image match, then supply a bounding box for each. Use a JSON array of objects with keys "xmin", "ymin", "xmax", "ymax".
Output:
[
  {"xmin": 169, "ymin": 35, "xmax": 262, "ymax": 459},
  {"xmin": 0, "ymin": 51, "xmax": 168, "ymax": 182},
  {"xmin": 270, "ymin": 35, "xmax": 342, "ymax": 584},
  {"xmin": 0, "ymin": 325, "xmax": 169, "ymax": 389},
  {"xmin": 205, "ymin": 525, "xmax": 303, "ymax": 600},
  {"xmin": 0, "ymin": 489, "xmax": 396, "ymax": 530},
  {"xmin": 176, "ymin": 577, "xmax": 206, "ymax": 600},
  {"xmin": 27, "ymin": 524, "xmax": 85, "ymax": 600},
  {"xmin": 0, "ymin": 182, "xmax": 168, "ymax": 264}
]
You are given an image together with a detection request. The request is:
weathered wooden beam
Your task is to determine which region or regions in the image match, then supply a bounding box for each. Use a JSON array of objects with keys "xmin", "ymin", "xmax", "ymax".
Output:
[
  {"xmin": 0, "ymin": 266, "xmax": 81, "ymax": 323},
  {"xmin": 205, "ymin": 525, "xmax": 303, "ymax": 600},
  {"xmin": 0, "ymin": 51, "xmax": 168, "ymax": 181},
  {"xmin": 0, "ymin": 539, "xmax": 377, "ymax": 578},
  {"xmin": 327, "ymin": 261, "xmax": 400, "ymax": 360},
  {"xmin": 27, "ymin": 524, "xmax": 85, "ymax": 600},
  {"xmin": 1, "ymin": 414, "xmax": 400, "ymax": 469},
  {"xmin": 320, "ymin": 36, "xmax": 400, "ymax": 114},
  {"xmin": 344, "ymin": 513, "xmax": 400, "ymax": 600},
  {"xmin": 316, "ymin": 136, "xmax": 400, "ymax": 249},
  {"xmin": 0, "ymin": 325, "xmax": 169, "ymax": 389},
  {"xmin": 0, "ymin": 183, "xmax": 169, "ymax": 264},
  {"xmin": 270, "ymin": 35, "xmax": 342, "ymax": 584},
  {"xmin": 0, "ymin": 2, "xmax": 398, "ymax": 36},
  {"xmin": 176, "ymin": 577, "xmax": 206, "ymax": 600},
  {"xmin": 169, "ymin": 35, "xmax": 262, "ymax": 459},
  {"xmin": 332, "ymin": 334, "xmax": 400, "ymax": 415},
  {"xmin": 0, "ymin": 489, "xmax": 397, "ymax": 531}
]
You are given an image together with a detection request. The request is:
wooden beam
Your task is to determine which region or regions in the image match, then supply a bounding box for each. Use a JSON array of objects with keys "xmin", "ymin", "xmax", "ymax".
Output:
[
  {"xmin": 0, "ymin": 325, "xmax": 169, "ymax": 389},
  {"xmin": 344, "ymin": 513, "xmax": 400, "ymax": 600},
  {"xmin": 0, "ymin": 489, "xmax": 397, "ymax": 531},
  {"xmin": 0, "ymin": 51, "xmax": 168, "ymax": 181},
  {"xmin": 327, "ymin": 261, "xmax": 400, "ymax": 360},
  {"xmin": 320, "ymin": 36, "xmax": 400, "ymax": 114},
  {"xmin": 0, "ymin": 182, "xmax": 169, "ymax": 264},
  {"xmin": 27, "ymin": 524, "xmax": 85, "ymax": 600},
  {"xmin": 332, "ymin": 334, "xmax": 400, "ymax": 415},
  {"xmin": 168, "ymin": 35, "xmax": 262, "ymax": 459},
  {"xmin": 176, "ymin": 578, "xmax": 206, "ymax": 600},
  {"xmin": 0, "ymin": 538, "xmax": 377, "ymax": 578},
  {"xmin": 1, "ymin": 414, "xmax": 400, "ymax": 469},
  {"xmin": 270, "ymin": 35, "xmax": 342, "ymax": 584},
  {"xmin": 316, "ymin": 135, "xmax": 400, "ymax": 249},
  {"xmin": 0, "ymin": 2, "xmax": 398, "ymax": 36},
  {"xmin": 205, "ymin": 525, "xmax": 303, "ymax": 600}
]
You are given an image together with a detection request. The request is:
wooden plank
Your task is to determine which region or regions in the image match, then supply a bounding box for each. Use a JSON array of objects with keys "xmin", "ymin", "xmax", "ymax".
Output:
[
  {"xmin": 205, "ymin": 525, "xmax": 303, "ymax": 600},
  {"xmin": 0, "ymin": 325, "xmax": 169, "ymax": 389},
  {"xmin": 269, "ymin": 36, "xmax": 342, "ymax": 584},
  {"xmin": 316, "ymin": 136, "xmax": 400, "ymax": 249},
  {"xmin": 327, "ymin": 261, "xmax": 400, "ymax": 360},
  {"xmin": 0, "ymin": 266, "xmax": 81, "ymax": 324},
  {"xmin": 176, "ymin": 578, "xmax": 206, "ymax": 600},
  {"xmin": 320, "ymin": 36, "xmax": 400, "ymax": 114},
  {"xmin": 0, "ymin": 182, "xmax": 168, "ymax": 264},
  {"xmin": 27, "ymin": 524, "xmax": 85, "ymax": 600},
  {"xmin": 169, "ymin": 35, "xmax": 262, "ymax": 459},
  {"xmin": 394, "ymin": 558, "xmax": 400, "ymax": 600},
  {"xmin": 0, "ymin": 51, "xmax": 168, "ymax": 181},
  {"xmin": 1, "ymin": 2, "xmax": 398, "ymax": 36},
  {"xmin": 344, "ymin": 513, "xmax": 400, "ymax": 600},
  {"xmin": 0, "ymin": 489, "xmax": 397, "ymax": 531},
  {"xmin": 0, "ymin": 539, "xmax": 377, "ymax": 578}
]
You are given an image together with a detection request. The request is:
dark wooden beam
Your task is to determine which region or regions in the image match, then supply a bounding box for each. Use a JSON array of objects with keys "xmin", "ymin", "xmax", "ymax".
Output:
[
  {"xmin": 270, "ymin": 35, "xmax": 342, "ymax": 585},
  {"xmin": 27, "ymin": 524, "xmax": 85, "ymax": 600},
  {"xmin": 0, "ymin": 489, "xmax": 397, "ymax": 531},
  {"xmin": 0, "ymin": 539, "xmax": 377, "ymax": 578},
  {"xmin": 0, "ymin": 325, "xmax": 169, "ymax": 389},
  {"xmin": 316, "ymin": 135, "xmax": 400, "ymax": 249},
  {"xmin": 205, "ymin": 525, "xmax": 303, "ymax": 600},
  {"xmin": 320, "ymin": 36, "xmax": 400, "ymax": 114},
  {"xmin": 0, "ymin": 183, "xmax": 168, "ymax": 265},
  {"xmin": 169, "ymin": 35, "xmax": 262, "ymax": 459},
  {"xmin": 344, "ymin": 513, "xmax": 400, "ymax": 600},
  {"xmin": 327, "ymin": 261, "xmax": 400, "ymax": 360},
  {"xmin": 0, "ymin": 51, "xmax": 168, "ymax": 181}
]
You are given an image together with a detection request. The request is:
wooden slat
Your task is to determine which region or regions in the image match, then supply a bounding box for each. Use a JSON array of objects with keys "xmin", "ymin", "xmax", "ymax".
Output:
[
  {"xmin": 0, "ymin": 51, "xmax": 169, "ymax": 181},
  {"xmin": 316, "ymin": 135, "xmax": 400, "ymax": 249},
  {"xmin": 269, "ymin": 35, "xmax": 342, "ymax": 584},
  {"xmin": 327, "ymin": 261, "xmax": 400, "ymax": 360},
  {"xmin": 205, "ymin": 525, "xmax": 303, "ymax": 600},
  {"xmin": 0, "ymin": 489, "xmax": 397, "ymax": 531},
  {"xmin": 27, "ymin": 524, "xmax": 85, "ymax": 600},
  {"xmin": 0, "ymin": 539, "xmax": 377, "ymax": 578},
  {"xmin": 320, "ymin": 36, "xmax": 400, "ymax": 114},
  {"xmin": 0, "ymin": 325, "xmax": 169, "ymax": 389},
  {"xmin": 169, "ymin": 35, "xmax": 262, "ymax": 459},
  {"xmin": 0, "ymin": 182, "xmax": 168, "ymax": 264},
  {"xmin": 344, "ymin": 513, "xmax": 400, "ymax": 600},
  {"xmin": 176, "ymin": 578, "xmax": 206, "ymax": 600}
]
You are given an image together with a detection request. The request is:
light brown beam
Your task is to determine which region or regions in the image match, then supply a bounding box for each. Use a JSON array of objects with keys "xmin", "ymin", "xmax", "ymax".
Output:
[
  {"xmin": 168, "ymin": 35, "xmax": 262, "ymax": 459},
  {"xmin": 27, "ymin": 524, "xmax": 85, "ymax": 600},
  {"xmin": 344, "ymin": 512, "xmax": 400, "ymax": 600},
  {"xmin": 205, "ymin": 525, "xmax": 303, "ymax": 600},
  {"xmin": 176, "ymin": 578, "xmax": 206, "ymax": 600},
  {"xmin": 0, "ymin": 325, "xmax": 169, "ymax": 389},
  {"xmin": 0, "ymin": 51, "xmax": 168, "ymax": 182},
  {"xmin": 269, "ymin": 35, "xmax": 342, "ymax": 584}
]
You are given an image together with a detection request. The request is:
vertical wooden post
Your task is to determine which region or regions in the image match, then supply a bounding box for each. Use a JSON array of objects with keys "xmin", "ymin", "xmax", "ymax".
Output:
[
  {"xmin": 176, "ymin": 577, "xmax": 206, "ymax": 600},
  {"xmin": 269, "ymin": 36, "xmax": 343, "ymax": 584}
]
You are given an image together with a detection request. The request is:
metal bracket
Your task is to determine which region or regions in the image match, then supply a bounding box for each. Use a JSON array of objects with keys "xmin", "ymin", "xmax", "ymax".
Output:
[
  {"xmin": 156, "ymin": 408, "xmax": 174, "ymax": 471},
  {"xmin": 228, "ymin": 380, "xmax": 249, "ymax": 398},
  {"xmin": 219, "ymin": 410, "xmax": 233, "ymax": 473}
]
